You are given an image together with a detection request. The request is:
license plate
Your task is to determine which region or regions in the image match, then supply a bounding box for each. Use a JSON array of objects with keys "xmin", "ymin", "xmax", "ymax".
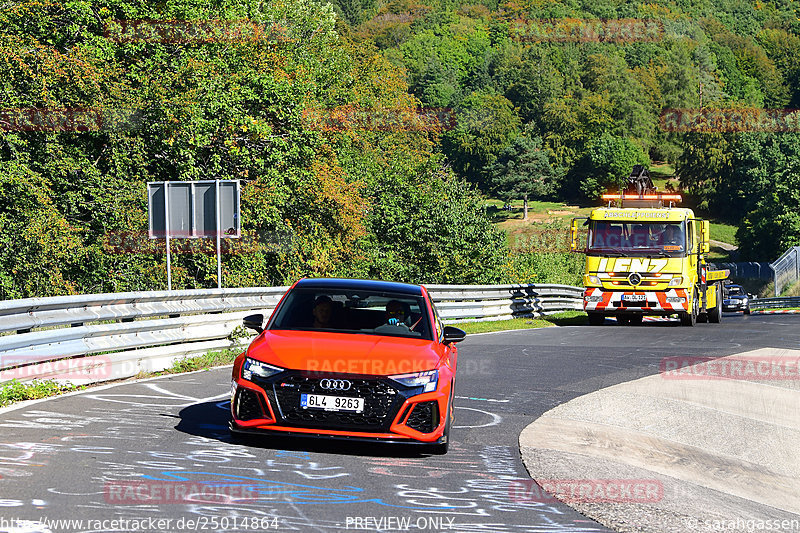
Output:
[
  {"xmin": 623, "ymin": 294, "xmax": 646, "ymax": 302},
  {"xmin": 301, "ymin": 394, "xmax": 364, "ymax": 413}
]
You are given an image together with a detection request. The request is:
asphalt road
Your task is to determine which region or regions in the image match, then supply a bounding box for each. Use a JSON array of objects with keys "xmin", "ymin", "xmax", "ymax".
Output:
[{"xmin": 1, "ymin": 313, "xmax": 799, "ymax": 533}]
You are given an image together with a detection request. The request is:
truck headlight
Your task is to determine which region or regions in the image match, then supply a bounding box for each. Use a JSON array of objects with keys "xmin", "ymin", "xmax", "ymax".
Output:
[
  {"xmin": 586, "ymin": 275, "xmax": 601, "ymax": 285},
  {"xmin": 242, "ymin": 358, "xmax": 284, "ymax": 381},
  {"xmin": 668, "ymin": 277, "xmax": 683, "ymax": 287},
  {"xmin": 390, "ymin": 370, "xmax": 438, "ymax": 392}
]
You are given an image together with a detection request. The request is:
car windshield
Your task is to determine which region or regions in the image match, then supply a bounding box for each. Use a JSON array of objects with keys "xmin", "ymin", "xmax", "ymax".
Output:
[
  {"xmin": 588, "ymin": 221, "xmax": 686, "ymax": 256},
  {"xmin": 728, "ymin": 287, "xmax": 745, "ymax": 296},
  {"xmin": 269, "ymin": 288, "xmax": 433, "ymax": 340}
]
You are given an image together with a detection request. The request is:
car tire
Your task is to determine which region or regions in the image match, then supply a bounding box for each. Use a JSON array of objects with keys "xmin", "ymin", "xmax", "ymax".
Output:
[
  {"xmin": 429, "ymin": 394, "xmax": 453, "ymax": 455},
  {"xmin": 587, "ymin": 313, "xmax": 605, "ymax": 326},
  {"xmin": 680, "ymin": 291, "xmax": 698, "ymax": 327},
  {"xmin": 744, "ymin": 306, "xmax": 751, "ymax": 315},
  {"xmin": 708, "ymin": 285, "xmax": 722, "ymax": 323}
]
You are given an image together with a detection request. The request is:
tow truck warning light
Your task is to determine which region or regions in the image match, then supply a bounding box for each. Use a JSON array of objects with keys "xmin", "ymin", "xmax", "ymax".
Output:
[{"xmin": 601, "ymin": 194, "xmax": 682, "ymax": 201}]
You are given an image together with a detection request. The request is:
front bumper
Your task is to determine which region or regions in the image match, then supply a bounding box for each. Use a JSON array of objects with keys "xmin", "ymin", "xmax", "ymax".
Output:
[
  {"xmin": 584, "ymin": 288, "xmax": 689, "ymax": 313},
  {"xmin": 723, "ymin": 300, "xmax": 748, "ymax": 311},
  {"xmin": 230, "ymin": 371, "xmax": 448, "ymax": 443}
]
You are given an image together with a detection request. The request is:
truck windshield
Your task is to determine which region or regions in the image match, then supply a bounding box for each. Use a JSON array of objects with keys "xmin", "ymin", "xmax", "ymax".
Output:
[{"xmin": 588, "ymin": 221, "xmax": 686, "ymax": 256}]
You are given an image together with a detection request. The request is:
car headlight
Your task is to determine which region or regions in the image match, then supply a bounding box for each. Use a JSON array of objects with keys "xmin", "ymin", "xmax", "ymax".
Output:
[
  {"xmin": 242, "ymin": 358, "xmax": 284, "ymax": 381},
  {"xmin": 668, "ymin": 277, "xmax": 683, "ymax": 287},
  {"xmin": 390, "ymin": 370, "xmax": 438, "ymax": 392}
]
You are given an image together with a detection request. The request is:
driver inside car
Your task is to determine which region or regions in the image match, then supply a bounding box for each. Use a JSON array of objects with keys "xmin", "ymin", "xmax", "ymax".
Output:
[{"xmin": 385, "ymin": 299, "xmax": 409, "ymax": 326}]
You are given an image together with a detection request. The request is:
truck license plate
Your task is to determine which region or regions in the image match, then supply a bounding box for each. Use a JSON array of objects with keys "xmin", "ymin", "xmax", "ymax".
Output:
[{"xmin": 622, "ymin": 294, "xmax": 646, "ymax": 302}]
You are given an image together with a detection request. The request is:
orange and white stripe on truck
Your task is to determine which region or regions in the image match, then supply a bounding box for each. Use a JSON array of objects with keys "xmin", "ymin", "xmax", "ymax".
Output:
[{"xmin": 584, "ymin": 288, "xmax": 689, "ymax": 312}]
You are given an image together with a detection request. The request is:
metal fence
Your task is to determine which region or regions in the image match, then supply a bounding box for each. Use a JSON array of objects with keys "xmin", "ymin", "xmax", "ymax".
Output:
[
  {"xmin": 771, "ymin": 246, "xmax": 800, "ymax": 296},
  {"xmin": 709, "ymin": 262, "xmax": 773, "ymax": 280},
  {"xmin": 0, "ymin": 284, "xmax": 583, "ymax": 386},
  {"xmin": 750, "ymin": 296, "xmax": 800, "ymax": 310}
]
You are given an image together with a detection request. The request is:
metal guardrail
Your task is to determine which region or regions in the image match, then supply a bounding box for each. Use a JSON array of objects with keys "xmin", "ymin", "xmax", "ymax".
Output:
[
  {"xmin": 0, "ymin": 284, "xmax": 584, "ymax": 386},
  {"xmin": 709, "ymin": 262, "xmax": 773, "ymax": 281},
  {"xmin": 771, "ymin": 246, "xmax": 800, "ymax": 296},
  {"xmin": 750, "ymin": 296, "xmax": 800, "ymax": 310}
]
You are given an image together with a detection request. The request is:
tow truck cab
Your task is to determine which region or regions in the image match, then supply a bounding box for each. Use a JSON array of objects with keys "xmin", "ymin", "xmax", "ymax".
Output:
[{"xmin": 570, "ymin": 166, "xmax": 728, "ymax": 326}]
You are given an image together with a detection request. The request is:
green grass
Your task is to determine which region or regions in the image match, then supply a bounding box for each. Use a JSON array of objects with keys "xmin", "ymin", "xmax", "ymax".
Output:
[
  {"xmin": 0, "ymin": 379, "xmax": 80, "ymax": 407},
  {"xmin": 161, "ymin": 347, "xmax": 241, "ymax": 374},
  {"xmin": 709, "ymin": 222, "xmax": 738, "ymax": 246},
  {"xmin": 455, "ymin": 311, "xmax": 587, "ymax": 333}
]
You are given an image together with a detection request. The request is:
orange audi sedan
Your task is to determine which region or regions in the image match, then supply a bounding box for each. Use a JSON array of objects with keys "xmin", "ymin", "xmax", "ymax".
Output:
[{"xmin": 230, "ymin": 278, "xmax": 465, "ymax": 454}]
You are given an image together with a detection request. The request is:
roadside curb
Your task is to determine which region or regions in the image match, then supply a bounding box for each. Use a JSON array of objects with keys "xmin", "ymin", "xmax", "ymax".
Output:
[{"xmin": 518, "ymin": 348, "xmax": 800, "ymax": 532}]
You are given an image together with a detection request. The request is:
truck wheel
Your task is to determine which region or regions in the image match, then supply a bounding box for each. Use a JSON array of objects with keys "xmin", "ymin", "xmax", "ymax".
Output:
[
  {"xmin": 680, "ymin": 291, "xmax": 698, "ymax": 327},
  {"xmin": 587, "ymin": 313, "xmax": 605, "ymax": 326},
  {"xmin": 708, "ymin": 284, "xmax": 722, "ymax": 323},
  {"xmin": 698, "ymin": 313, "xmax": 708, "ymax": 323},
  {"xmin": 628, "ymin": 315, "xmax": 643, "ymax": 325}
]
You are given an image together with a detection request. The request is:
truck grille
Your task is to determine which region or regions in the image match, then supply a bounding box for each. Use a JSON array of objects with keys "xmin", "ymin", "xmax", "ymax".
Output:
[{"xmin": 269, "ymin": 374, "xmax": 403, "ymax": 432}]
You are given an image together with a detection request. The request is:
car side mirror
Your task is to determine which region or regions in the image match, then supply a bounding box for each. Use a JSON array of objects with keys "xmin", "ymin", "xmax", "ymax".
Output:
[
  {"xmin": 443, "ymin": 326, "xmax": 466, "ymax": 344},
  {"xmin": 243, "ymin": 314, "xmax": 264, "ymax": 333}
]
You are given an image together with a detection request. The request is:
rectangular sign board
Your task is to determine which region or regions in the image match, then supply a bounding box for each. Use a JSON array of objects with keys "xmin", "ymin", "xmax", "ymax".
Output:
[{"xmin": 148, "ymin": 180, "xmax": 240, "ymax": 239}]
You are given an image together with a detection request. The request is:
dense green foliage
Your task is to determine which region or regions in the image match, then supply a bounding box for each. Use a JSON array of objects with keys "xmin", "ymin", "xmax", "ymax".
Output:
[
  {"xmin": 347, "ymin": 0, "xmax": 800, "ymax": 260},
  {"xmin": 2, "ymin": 0, "xmax": 799, "ymax": 299},
  {"xmin": 0, "ymin": 0, "xmax": 516, "ymax": 298}
]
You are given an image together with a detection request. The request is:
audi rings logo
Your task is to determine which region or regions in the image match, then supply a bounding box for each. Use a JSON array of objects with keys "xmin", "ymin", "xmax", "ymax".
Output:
[
  {"xmin": 628, "ymin": 272, "xmax": 642, "ymax": 286},
  {"xmin": 320, "ymin": 379, "xmax": 352, "ymax": 391}
]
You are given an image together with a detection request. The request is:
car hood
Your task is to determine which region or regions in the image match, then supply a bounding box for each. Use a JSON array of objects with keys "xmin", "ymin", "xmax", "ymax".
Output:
[{"xmin": 248, "ymin": 330, "xmax": 442, "ymax": 375}]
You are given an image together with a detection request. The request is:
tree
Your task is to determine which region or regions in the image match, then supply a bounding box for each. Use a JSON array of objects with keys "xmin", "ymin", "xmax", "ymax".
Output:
[
  {"xmin": 570, "ymin": 133, "xmax": 650, "ymax": 201},
  {"xmin": 441, "ymin": 91, "xmax": 521, "ymax": 188},
  {"xmin": 486, "ymin": 135, "xmax": 562, "ymax": 220}
]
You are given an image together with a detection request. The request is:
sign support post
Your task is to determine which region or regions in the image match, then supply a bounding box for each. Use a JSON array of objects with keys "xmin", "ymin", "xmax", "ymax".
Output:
[
  {"xmin": 215, "ymin": 179, "xmax": 222, "ymax": 289},
  {"xmin": 164, "ymin": 182, "xmax": 172, "ymax": 291}
]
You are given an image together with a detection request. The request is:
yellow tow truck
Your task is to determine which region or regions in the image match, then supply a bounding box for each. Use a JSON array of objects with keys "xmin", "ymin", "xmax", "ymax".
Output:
[{"xmin": 570, "ymin": 166, "xmax": 729, "ymax": 326}]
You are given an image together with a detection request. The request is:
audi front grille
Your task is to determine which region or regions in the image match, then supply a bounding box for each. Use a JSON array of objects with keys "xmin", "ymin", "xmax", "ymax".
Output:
[{"xmin": 253, "ymin": 372, "xmax": 406, "ymax": 432}]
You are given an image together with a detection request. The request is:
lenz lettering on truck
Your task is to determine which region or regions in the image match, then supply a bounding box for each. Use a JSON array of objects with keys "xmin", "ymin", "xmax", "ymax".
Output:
[{"xmin": 570, "ymin": 166, "xmax": 729, "ymax": 327}]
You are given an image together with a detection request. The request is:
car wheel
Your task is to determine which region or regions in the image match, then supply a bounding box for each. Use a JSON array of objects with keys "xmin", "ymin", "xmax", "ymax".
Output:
[
  {"xmin": 587, "ymin": 313, "xmax": 605, "ymax": 326},
  {"xmin": 680, "ymin": 291, "xmax": 698, "ymax": 327},
  {"xmin": 429, "ymin": 396, "xmax": 452, "ymax": 455},
  {"xmin": 744, "ymin": 306, "xmax": 751, "ymax": 315}
]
